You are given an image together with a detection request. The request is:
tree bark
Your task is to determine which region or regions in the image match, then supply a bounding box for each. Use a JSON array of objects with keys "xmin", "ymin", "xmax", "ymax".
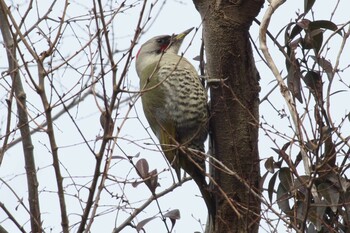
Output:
[{"xmin": 193, "ymin": 1, "xmax": 263, "ymax": 232}]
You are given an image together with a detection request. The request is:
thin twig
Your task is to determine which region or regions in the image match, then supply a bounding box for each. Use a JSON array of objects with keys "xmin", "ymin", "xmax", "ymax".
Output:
[{"xmin": 112, "ymin": 177, "xmax": 191, "ymax": 233}]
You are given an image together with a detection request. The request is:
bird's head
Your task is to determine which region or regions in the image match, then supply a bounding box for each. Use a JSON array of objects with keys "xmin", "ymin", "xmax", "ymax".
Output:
[
  {"xmin": 136, "ymin": 28, "xmax": 193, "ymax": 59},
  {"xmin": 135, "ymin": 28, "xmax": 194, "ymax": 76}
]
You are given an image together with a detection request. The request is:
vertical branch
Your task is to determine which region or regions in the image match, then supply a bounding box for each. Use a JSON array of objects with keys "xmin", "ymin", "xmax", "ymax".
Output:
[
  {"xmin": 0, "ymin": 87, "xmax": 14, "ymax": 165},
  {"xmin": 77, "ymin": 0, "xmax": 147, "ymax": 231},
  {"xmin": 34, "ymin": 0, "xmax": 70, "ymax": 231},
  {"xmin": 0, "ymin": 3, "xmax": 42, "ymax": 233},
  {"xmin": 259, "ymin": 0, "xmax": 311, "ymax": 175},
  {"xmin": 194, "ymin": 1, "xmax": 263, "ymax": 232},
  {"xmin": 3, "ymin": 0, "xmax": 71, "ymax": 231}
]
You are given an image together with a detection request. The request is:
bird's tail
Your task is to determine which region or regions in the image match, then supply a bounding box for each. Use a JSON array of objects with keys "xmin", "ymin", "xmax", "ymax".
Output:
[{"xmin": 180, "ymin": 148, "xmax": 215, "ymax": 226}]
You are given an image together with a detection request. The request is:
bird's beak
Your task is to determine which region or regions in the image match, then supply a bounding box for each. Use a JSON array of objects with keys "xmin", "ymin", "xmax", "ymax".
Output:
[
  {"xmin": 166, "ymin": 28, "xmax": 194, "ymax": 54},
  {"xmin": 174, "ymin": 27, "xmax": 194, "ymax": 41}
]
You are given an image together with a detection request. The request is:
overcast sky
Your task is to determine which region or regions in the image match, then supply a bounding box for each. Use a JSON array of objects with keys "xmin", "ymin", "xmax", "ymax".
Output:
[{"xmin": 1, "ymin": 1, "xmax": 350, "ymax": 232}]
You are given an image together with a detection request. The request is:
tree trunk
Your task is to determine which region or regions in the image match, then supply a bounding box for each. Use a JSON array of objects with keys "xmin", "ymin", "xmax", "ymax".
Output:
[{"xmin": 193, "ymin": 1, "xmax": 263, "ymax": 232}]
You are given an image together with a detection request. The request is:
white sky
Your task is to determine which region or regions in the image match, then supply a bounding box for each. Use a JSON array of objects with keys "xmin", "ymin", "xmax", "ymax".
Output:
[{"xmin": 0, "ymin": 0, "xmax": 349, "ymax": 232}]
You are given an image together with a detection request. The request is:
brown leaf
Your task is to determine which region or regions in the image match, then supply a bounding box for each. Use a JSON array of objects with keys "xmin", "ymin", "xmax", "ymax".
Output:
[
  {"xmin": 311, "ymin": 56, "xmax": 333, "ymax": 81},
  {"xmin": 303, "ymin": 71, "xmax": 323, "ymax": 104},
  {"xmin": 135, "ymin": 158, "xmax": 149, "ymax": 179},
  {"xmin": 287, "ymin": 47, "xmax": 303, "ymax": 103},
  {"xmin": 297, "ymin": 19, "xmax": 311, "ymax": 29},
  {"xmin": 132, "ymin": 180, "xmax": 143, "ymax": 188},
  {"xmin": 136, "ymin": 216, "xmax": 157, "ymax": 232},
  {"xmin": 145, "ymin": 169, "xmax": 159, "ymax": 194},
  {"xmin": 164, "ymin": 209, "xmax": 181, "ymax": 231}
]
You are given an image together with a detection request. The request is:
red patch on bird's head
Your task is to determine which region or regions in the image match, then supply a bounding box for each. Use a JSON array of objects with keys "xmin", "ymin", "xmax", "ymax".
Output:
[
  {"xmin": 160, "ymin": 44, "xmax": 169, "ymax": 52},
  {"xmin": 136, "ymin": 48, "xmax": 142, "ymax": 59},
  {"xmin": 136, "ymin": 43, "xmax": 170, "ymax": 60}
]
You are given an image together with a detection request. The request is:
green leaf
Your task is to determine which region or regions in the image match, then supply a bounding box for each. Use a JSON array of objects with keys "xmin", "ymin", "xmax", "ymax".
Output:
[
  {"xmin": 279, "ymin": 167, "xmax": 293, "ymax": 191},
  {"xmin": 295, "ymin": 200, "xmax": 306, "ymax": 221},
  {"xmin": 288, "ymin": 23, "xmax": 303, "ymax": 42},
  {"xmin": 318, "ymin": 183, "xmax": 339, "ymax": 212},
  {"xmin": 304, "ymin": 0, "xmax": 316, "ymax": 14},
  {"xmin": 293, "ymin": 175, "xmax": 310, "ymax": 195},
  {"xmin": 312, "ymin": 31, "xmax": 323, "ymax": 55},
  {"xmin": 307, "ymin": 223, "xmax": 318, "ymax": 233},
  {"xmin": 324, "ymin": 173, "xmax": 350, "ymax": 191},
  {"xmin": 330, "ymin": 89, "xmax": 347, "ymax": 96},
  {"xmin": 260, "ymin": 171, "xmax": 269, "ymax": 191},
  {"xmin": 302, "ymin": 30, "xmax": 323, "ymax": 54},
  {"xmin": 265, "ymin": 156, "xmax": 275, "ymax": 173},
  {"xmin": 344, "ymin": 192, "xmax": 350, "ymax": 219},
  {"xmin": 277, "ymin": 183, "xmax": 291, "ymax": 214},
  {"xmin": 309, "ymin": 20, "xmax": 342, "ymax": 35},
  {"xmin": 308, "ymin": 201, "xmax": 327, "ymax": 231},
  {"xmin": 268, "ymin": 172, "xmax": 278, "ymax": 203},
  {"xmin": 271, "ymin": 147, "xmax": 280, "ymax": 155},
  {"xmin": 303, "ymin": 71, "xmax": 322, "ymax": 89},
  {"xmin": 303, "ymin": 71, "xmax": 323, "ymax": 103},
  {"xmin": 294, "ymin": 152, "xmax": 302, "ymax": 167},
  {"xmin": 281, "ymin": 141, "xmax": 291, "ymax": 151}
]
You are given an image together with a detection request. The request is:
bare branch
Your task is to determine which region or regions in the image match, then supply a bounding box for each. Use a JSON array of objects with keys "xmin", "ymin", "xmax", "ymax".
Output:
[
  {"xmin": 0, "ymin": 2, "xmax": 42, "ymax": 232},
  {"xmin": 259, "ymin": 0, "xmax": 311, "ymax": 175}
]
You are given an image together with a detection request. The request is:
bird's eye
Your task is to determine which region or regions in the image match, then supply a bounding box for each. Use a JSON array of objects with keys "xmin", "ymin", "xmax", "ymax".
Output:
[
  {"xmin": 154, "ymin": 36, "xmax": 171, "ymax": 54},
  {"xmin": 157, "ymin": 38, "xmax": 165, "ymax": 44},
  {"xmin": 156, "ymin": 36, "xmax": 170, "ymax": 45}
]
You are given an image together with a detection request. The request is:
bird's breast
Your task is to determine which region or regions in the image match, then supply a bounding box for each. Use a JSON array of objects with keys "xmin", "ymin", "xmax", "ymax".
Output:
[{"xmin": 156, "ymin": 63, "xmax": 208, "ymax": 127}]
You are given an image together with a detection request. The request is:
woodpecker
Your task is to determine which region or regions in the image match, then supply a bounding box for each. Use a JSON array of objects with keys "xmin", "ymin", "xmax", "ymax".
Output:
[{"xmin": 135, "ymin": 28, "xmax": 213, "ymax": 215}]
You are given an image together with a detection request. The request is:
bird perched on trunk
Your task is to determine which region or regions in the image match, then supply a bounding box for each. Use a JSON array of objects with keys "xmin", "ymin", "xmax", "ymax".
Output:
[{"xmin": 135, "ymin": 28, "xmax": 213, "ymax": 216}]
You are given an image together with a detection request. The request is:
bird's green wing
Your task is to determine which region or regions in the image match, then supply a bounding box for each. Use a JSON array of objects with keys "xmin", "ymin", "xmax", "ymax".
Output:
[
  {"xmin": 159, "ymin": 122, "xmax": 181, "ymax": 181},
  {"xmin": 139, "ymin": 63, "xmax": 181, "ymax": 180}
]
